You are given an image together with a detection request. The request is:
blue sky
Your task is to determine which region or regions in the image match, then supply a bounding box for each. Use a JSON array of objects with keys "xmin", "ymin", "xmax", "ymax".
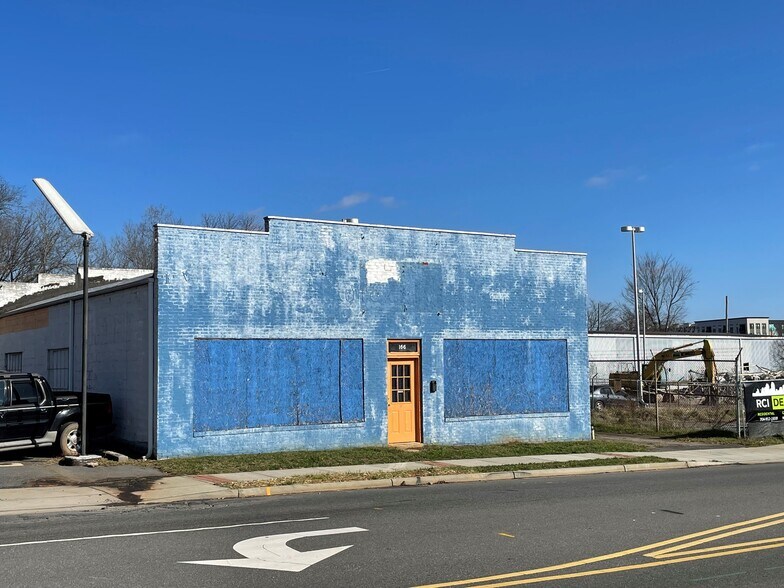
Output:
[{"xmin": 2, "ymin": 1, "xmax": 783, "ymax": 320}]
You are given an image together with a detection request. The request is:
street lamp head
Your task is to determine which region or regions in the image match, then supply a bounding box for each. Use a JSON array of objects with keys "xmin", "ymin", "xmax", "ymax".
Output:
[
  {"xmin": 620, "ymin": 225, "xmax": 645, "ymax": 233},
  {"xmin": 32, "ymin": 178, "xmax": 94, "ymax": 238}
]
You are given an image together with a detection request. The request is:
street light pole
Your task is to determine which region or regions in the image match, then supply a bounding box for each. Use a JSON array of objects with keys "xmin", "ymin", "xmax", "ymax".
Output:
[
  {"xmin": 33, "ymin": 179, "xmax": 94, "ymax": 456},
  {"xmin": 621, "ymin": 226, "xmax": 645, "ymax": 403},
  {"xmin": 80, "ymin": 233, "xmax": 89, "ymax": 454}
]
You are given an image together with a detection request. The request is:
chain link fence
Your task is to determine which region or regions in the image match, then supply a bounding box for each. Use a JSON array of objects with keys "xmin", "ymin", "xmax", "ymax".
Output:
[{"xmin": 590, "ymin": 358, "xmax": 744, "ymax": 436}]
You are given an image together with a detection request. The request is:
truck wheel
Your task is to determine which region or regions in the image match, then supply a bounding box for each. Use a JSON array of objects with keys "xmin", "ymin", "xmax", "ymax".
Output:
[
  {"xmin": 58, "ymin": 422, "xmax": 80, "ymax": 456},
  {"xmin": 594, "ymin": 400, "xmax": 605, "ymax": 411}
]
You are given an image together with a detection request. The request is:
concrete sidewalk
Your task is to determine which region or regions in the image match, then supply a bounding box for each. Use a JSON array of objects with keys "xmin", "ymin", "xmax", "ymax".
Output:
[{"xmin": 1, "ymin": 444, "xmax": 783, "ymax": 516}]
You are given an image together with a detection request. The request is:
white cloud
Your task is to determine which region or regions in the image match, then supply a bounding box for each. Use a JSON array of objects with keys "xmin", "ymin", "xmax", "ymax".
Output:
[
  {"xmin": 379, "ymin": 196, "xmax": 398, "ymax": 208},
  {"xmin": 319, "ymin": 192, "xmax": 400, "ymax": 212},
  {"xmin": 745, "ymin": 142, "xmax": 774, "ymax": 154},
  {"xmin": 584, "ymin": 168, "xmax": 645, "ymax": 188},
  {"xmin": 585, "ymin": 174, "xmax": 611, "ymax": 188},
  {"xmin": 319, "ymin": 192, "xmax": 371, "ymax": 212}
]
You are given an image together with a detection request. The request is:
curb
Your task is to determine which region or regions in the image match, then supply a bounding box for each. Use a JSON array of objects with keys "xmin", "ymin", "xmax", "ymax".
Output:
[
  {"xmin": 238, "ymin": 478, "xmax": 393, "ymax": 497},
  {"xmin": 686, "ymin": 460, "xmax": 728, "ymax": 468},
  {"xmin": 236, "ymin": 472, "xmax": 516, "ymax": 497},
  {"xmin": 233, "ymin": 464, "xmax": 690, "ymax": 498},
  {"xmin": 514, "ymin": 464, "xmax": 627, "ymax": 478},
  {"xmin": 623, "ymin": 462, "xmax": 688, "ymax": 472},
  {"xmin": 392, "ymin": 471, "xmax": 515, "ymax": 486}
]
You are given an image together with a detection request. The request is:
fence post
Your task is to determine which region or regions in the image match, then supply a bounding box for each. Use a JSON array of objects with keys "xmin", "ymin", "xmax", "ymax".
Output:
[
  {"xmin": 654, "ymin": 359, "xmax": 660, "ymax": 432},
  {"xmin": 735, "ymin": 352, "xmax": 742, "ymax": 439}
]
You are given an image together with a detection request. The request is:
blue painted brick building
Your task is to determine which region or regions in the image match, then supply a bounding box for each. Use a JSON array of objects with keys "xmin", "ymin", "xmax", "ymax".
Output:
[{"xmin": 155, "ymin": 217, "xmax": 588, "ymax": 457}]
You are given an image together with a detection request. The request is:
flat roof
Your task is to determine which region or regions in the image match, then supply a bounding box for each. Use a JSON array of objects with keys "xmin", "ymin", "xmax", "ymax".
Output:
[{"xmin": 0, "ymin": 272, "xmax": 153, "ymax": 317}]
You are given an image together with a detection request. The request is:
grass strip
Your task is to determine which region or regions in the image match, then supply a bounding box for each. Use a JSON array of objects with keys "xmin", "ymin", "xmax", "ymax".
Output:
[
  {"xmin": 144, "ymin": 440, "xmax": 650, "ymax": 476},
  {"xmin": 221, "ymin": 456, "xmax": 676, "ymax": 488}
]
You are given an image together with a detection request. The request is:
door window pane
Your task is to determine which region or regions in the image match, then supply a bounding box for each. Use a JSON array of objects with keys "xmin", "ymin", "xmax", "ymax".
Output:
[{"xmin": 391, "ymin": 363, "xmax": 412, "ymax": 402}]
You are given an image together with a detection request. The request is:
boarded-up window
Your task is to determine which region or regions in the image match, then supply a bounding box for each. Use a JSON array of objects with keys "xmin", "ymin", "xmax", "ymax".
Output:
[
  {"xmin": 47, "ymin": 348, "xmax": 69, "ymax": 391},
  {"xmin": 444, "ymin": 339, "xmax": 569, "ymax": 418},
  {"xmin": 194, "ymin": 339, "xmax": 365, "ymax": 432}
]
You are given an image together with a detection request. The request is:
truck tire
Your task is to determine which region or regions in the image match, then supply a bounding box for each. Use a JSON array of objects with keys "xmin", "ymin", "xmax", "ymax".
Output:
[{"xmin": 58, "ymin": 422, "xmax": 80, "ymax": 456}]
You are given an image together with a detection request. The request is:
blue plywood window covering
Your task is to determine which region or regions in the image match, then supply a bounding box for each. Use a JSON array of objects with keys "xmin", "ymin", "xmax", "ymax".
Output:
[
  {"xmin": 194, "ymin": 339, "xmax": 364, "ymax": 432},
  {"xmin": 443, "ymin": 339, "xmax": 569, "ymax": 418}
]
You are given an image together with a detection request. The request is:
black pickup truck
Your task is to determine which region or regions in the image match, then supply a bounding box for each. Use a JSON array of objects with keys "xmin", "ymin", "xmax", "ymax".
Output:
[{"xmin": 0, "ymin": 372, "xmax": 112, "ymax": 456}]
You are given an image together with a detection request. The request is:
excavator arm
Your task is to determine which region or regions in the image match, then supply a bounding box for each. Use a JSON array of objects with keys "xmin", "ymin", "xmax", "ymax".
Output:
[
  {"xmin": 609, "ymin": 339, "xmax": 717, "ymax": 393},
  {"xmin": 642, "ymin": 340, "xmax": 717, "ymax": 384}
]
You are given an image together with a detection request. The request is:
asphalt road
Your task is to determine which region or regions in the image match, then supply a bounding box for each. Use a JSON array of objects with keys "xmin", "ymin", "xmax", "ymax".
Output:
[{"xmin": 2, "ymin": 464, "xmax": 783, "ymax": 587}]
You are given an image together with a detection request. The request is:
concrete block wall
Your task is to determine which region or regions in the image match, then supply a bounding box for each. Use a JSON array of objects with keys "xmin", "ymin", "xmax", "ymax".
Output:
[
  {"xmin": 155, "ymin": 218, "xmax": 588, "ymax": 457},
  {"xmin": 85, "ymin": 284, "xmax": 151, "ymax": 447}
]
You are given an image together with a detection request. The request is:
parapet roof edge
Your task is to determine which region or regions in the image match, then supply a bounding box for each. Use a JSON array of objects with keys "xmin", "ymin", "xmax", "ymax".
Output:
[
  {"xmin": 694, "ymin": 317, "xmax": 770, "ymax": 322},
  {"xmin": 514, "ymin": 248, "xmax": 586, "ymax": 256},
  {"xmin": 0, "ymin": 272, "xmax": 154, "ymax": 317},
  {"xmin": 156, "ymin": 216, "xmax": 585, "ymax": 253},
  {"xmin": 264, "ymin": 216, "xmax": 517, "ymax": 238},
  {"xmin": 155, "ymin": 223, "xmax": 268, "ymax": 235}
]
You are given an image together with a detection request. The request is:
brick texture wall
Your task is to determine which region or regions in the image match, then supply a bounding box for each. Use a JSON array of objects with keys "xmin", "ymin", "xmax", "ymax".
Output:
[{"xmin": 155, "ymin": 218, "xmax": 588, "ymax": 457}]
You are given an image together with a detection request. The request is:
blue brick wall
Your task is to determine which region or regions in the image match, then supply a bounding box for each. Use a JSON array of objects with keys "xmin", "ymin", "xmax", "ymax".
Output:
[{"xmin": 155, "ymin": 218, "xmax": 588, "ymax": 457}]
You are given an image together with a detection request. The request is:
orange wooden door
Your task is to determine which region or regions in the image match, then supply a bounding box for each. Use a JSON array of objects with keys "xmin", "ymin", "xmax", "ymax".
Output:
[{"xmin": 387, "ymin": 360, "xmax": 417, "ymax": 444}]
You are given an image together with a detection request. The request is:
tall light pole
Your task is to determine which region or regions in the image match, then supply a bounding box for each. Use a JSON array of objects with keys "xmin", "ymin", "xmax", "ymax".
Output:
[
  {"xmin": 621, "ymin": 225, "xmax": 645, "ymax": 402},
  {"xmin": 33, "ymin": 179, "xmax": 94, "ymax": 456}
]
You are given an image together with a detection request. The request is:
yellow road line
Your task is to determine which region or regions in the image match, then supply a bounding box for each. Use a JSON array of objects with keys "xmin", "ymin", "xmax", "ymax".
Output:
[
  {"xmin": 498, "ymin": 533, "xmax": 515, "ymax": 539},
  {"xmin": 468, "ymin": 541, "xmax": 784, "ymax": 587},
  {"xmin": 648, "ymin": 537, "xmax": 784, "ymax": 559},
  {"xmin": 647, "ymin": 517, "xmax": 784, "ymax": 557},
  {"xmin": 414, "ymin": 511, "xmax": 784, "ymax": 588}
]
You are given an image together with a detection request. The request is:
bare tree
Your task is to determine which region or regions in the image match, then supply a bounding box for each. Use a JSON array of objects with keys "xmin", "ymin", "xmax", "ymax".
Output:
[
  {"xmin": 201, "ymin": 211, "xmax": 265, "ymax": 231},
  {"xmin": 0, "ymin": 177, "xmax": 24, "ymax": 214},
  {"xmin": 0, "ymin": 179, "xmax": 80, "ymax": 281},
  {"xmin": 87, "ymin": 233, "xmax": 120, "ymax": 268},
  {"xmin": 108, "ymin": 205, "xmax": 182, "ymax": 269},
  {"xmin": 588, "ymin": 299, "xmax": 619, "ymax": 332},
  {"xmin": 774, "ymin": 339, "xmax": 784, "ymax": 371},
  {"xmin": 619, "ymin": 253, "xmax": 696, "ymax": 332}
]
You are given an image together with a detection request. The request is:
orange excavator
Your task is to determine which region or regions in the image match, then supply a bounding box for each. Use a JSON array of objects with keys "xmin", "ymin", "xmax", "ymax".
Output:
[{"xmin": 609, "ymin": 339, "xmax": 717, "ymax": 398}]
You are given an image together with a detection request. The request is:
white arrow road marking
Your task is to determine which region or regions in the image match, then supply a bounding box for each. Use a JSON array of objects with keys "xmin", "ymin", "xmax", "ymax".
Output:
[{"xmin": 181, "ymin": 526, "xmax": 368, "ymax": 572}]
